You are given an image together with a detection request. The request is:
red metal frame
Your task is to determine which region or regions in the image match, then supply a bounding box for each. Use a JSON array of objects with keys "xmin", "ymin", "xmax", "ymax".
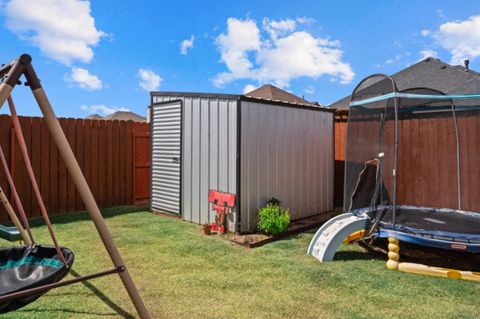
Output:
[{"xmin": 208, "ymin": 190, "xmax": 235, "ymax": 234}]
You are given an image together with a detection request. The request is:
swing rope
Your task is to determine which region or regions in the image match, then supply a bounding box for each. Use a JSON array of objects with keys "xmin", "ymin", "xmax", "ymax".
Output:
[{"xmin": 7, "ymin": 96, "xmax": 67, "ymax": 266}]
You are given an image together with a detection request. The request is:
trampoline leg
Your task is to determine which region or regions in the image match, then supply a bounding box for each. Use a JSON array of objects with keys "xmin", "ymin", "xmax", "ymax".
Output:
[
  {"xmin": 32, "ymin": 87, "xmax": 151, "ymax": 319},
  {"xmin": 386, "ymin": 237, "xmax": 400, "ymax": 270}
]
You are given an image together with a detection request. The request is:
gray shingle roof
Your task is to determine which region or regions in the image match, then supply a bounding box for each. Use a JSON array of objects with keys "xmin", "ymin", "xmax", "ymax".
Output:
[
  {"xmin": 86, "ymin": 111, "xmax": 146, "ymax": 122},
  {"xmin": 104, "ymin": 111, "xmax": 146, "ymax": 122},
  {"xmin": 85, "ymin": 114, "xmax": 103, "ymax": 120},
  {"xmin": 246, "ymin": 84, "xmax": 319, "ymax": 107},
  {"xmin": 330, "ymin": 58, "xmax": 480, "ymax": 110}
]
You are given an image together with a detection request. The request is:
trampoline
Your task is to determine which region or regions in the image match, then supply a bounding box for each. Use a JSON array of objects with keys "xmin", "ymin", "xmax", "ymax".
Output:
[{"xmin": 345, "ymin": 73, "xmax": 480, "ymax": 253}]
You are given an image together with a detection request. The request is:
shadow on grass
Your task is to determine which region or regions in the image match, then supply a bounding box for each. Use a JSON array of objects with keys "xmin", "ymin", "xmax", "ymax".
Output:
[
  {"xmin": 69, "ymin": 269, "xmax": 136, "ymax": 319},
  {"xmin": 17, "ymin": 206, "xmax": 149, "ymax": 229},
  {"xmin": 333, "ymin": 250, "xmax": 384, "ymax": 261},
  {"xmin": 18, "ymin": 308, "xmax": 121, "ymax": 317}
]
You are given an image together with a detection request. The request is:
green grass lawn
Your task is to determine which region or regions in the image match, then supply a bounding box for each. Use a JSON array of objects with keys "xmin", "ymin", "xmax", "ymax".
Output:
[{"xmin": 1, "ymin": 207, "xmax": 478, "ymax": 319}]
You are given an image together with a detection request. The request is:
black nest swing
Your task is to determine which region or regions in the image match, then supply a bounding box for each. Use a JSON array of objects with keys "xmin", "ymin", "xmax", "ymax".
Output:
[{"xmin": 0, "ymin": 246, "xmax": 74, "ymax": 313}]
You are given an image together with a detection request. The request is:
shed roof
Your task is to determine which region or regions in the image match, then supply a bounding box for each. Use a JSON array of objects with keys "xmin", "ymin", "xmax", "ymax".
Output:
[
  {"xmin": 151, "ymin": 87, "xmax": 333, "ymax": 112},
  {"xmin": 330, "ymin": 58, "xmax": 480, "ymax": 110}
]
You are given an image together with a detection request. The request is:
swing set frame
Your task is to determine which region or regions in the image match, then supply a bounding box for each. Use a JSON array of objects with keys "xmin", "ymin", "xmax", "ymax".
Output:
[{"xmin": 0, "ymin": 54, "xmax": 151, "ymax": 318}]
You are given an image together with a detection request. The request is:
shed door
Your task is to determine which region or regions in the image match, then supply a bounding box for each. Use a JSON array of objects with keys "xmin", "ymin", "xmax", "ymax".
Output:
[{"xmin": 151, "ymin": 100, "xmax": 182, "ymax": 214}]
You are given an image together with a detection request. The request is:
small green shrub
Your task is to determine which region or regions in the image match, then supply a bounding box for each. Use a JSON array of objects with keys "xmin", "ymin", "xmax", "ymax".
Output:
[
  {"xmin": 266, "ymin": 197, "xmax": 281, "ymax": 206},
  {"xmin": 257, "ymin": 203, "xmax": 290, "ymax": 235}
]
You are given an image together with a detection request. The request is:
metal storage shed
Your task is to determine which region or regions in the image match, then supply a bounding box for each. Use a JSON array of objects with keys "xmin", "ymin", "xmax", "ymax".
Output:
[{"xmin": 150, "ymin": 91, "xmax": 334, "ymax": 232}]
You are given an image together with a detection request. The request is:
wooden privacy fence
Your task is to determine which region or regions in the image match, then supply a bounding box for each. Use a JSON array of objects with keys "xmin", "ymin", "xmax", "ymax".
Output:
[
  {"xmin": 0, "ymin": 115, "xmax": 150, "ymax": 222},
  {"xmin": 334, "ymin": 111, "xmax": 480, "ymax": 212}
]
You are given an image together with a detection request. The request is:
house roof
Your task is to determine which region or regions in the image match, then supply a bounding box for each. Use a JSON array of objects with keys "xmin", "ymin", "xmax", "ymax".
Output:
[
  {"xmin": 85, "ymin": 111, "xmax": 146, "ymax": 122},
  {"xmin": 99, "ymin": 111, "xmax": 147, "ymax": 122},
  {"xmin": 104, "ymin": 111, "xmax": 146, "ymax": 122},
  {"xmin": 85, "ymin": 114, "xmax": 103, "ymax": 120},
  {"xmin": 245, "ymin": 84, "xmax": 319, "ymax": 107},
  {"xmin": 330, "ymin": 58, "xmax": 480, "ymax": 110}
]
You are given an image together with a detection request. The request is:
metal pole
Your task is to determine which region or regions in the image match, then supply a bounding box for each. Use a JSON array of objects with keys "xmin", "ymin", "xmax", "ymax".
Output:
[
  {"xmin": 450, "ymin": 103, "xmax": 462, "ymax": 210},
  {"xmin": 392, "ymin": 96, "xmax": 399, "ymax": 229},
  {"xmin": 32, "ymin": 87, "xmax": 151, "ymax": 319},
  {"xmin": 0, "ymin": 184, "xmax": 31, "ymax": 244},
  {"xmin": 0, "ymin": 267, "xmax": 122, "ymax": 303}
]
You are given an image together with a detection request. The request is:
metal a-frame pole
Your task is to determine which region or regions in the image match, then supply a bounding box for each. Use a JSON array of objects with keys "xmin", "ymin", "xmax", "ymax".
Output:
[{"xmin": 0, "ymin": 54, "xmax": 151, "ymax": 319}]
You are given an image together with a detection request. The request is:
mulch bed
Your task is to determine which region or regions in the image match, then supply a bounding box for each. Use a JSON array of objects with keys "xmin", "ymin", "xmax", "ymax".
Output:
[{"xmin": 225, "ymin": 209, "xmax": 342, "ymax": 248}]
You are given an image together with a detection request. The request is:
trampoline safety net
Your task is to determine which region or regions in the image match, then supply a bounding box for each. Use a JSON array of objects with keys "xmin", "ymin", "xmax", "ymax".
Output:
[{"xmin": 344, "ymin": 74, "xmax": 480, "ymax": 246}]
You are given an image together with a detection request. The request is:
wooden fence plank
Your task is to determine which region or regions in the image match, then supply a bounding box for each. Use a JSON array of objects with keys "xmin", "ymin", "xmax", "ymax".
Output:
[
  {"xmin": 40, "ymin": 119, "xmax": 50, "ymax": 212},
  {"xmin": 436, "ymin": 117, "xmax": 449, "ymax": 209},
  {"xmin": 18, "ymin": 117, "xmax": 32, "ymax": 218},
  {"xmin": 83, "ymin": 119, "xmax": 92, "ymax": 195},
  {"xmin": 67, "ymin": 118, "xmax": 78, "ymax": 212},
  {"xmin": 49, "ymin": 119, "xmax": 59, "ymax": 214},
  {"xmin": 58, "ymin": 118, "xmax": 68, "ymax": 214},
  {"xmin": 0, "ymin": 116, "xmax": 150, "ymax": 222},
  {"xmin": 30, "ymin": 117, "xmax": 41, "ymax": 218},
  {"xmin": 91, "ymin": 120, "xmax": 100, "ymax": 203},
  {"xmin": 106, "ymin": 122, "xmax": 113, "ymax": 208},
  {"xmin": 98, "ymin": 121, "xmax": 106, "ymax": 208},
  {"xmin": 119, "ymin": 121, "xmax": 126, "ymax": 204},
  {"xmin": 125, "ymin": 121, "xmax": 133, "ymax": 205},
  {"xmin": 112, "ymin": 121, "xmax": 120, "ymax": 206}
]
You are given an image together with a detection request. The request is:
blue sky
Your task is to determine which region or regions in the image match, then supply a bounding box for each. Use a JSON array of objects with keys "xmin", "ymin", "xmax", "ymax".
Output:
[{"xmin": 0, "ymin": 0, "xmax": 480, "ymax": 118}]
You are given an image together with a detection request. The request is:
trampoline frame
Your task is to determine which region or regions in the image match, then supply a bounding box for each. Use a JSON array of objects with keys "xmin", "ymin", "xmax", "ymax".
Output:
[{"xmin": 345, "ymin": 73, "xmax": 480, "ymax": 252}]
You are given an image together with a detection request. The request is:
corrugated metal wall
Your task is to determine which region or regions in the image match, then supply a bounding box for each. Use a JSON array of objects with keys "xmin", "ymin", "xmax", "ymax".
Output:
[
  {"xmin": 240, "ymin": 101, "xmax": 334, "ymax": 231},
  {"xmin": 152, "ymin": 95, "xmax": 238, "ymax": 225}
]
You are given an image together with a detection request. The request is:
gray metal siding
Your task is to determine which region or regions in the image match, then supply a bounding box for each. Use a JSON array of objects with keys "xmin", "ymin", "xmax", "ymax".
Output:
[
  {"xmin": 151, "ymin": 100, "xmax": 182, "ymax": 214},
  {"xmin": 240, "ymin": 101, "xmax": 334, "ymax": 231},
  {"xmin": 152, "ymin": 95, "xmax": 238, "ymax": 225}
]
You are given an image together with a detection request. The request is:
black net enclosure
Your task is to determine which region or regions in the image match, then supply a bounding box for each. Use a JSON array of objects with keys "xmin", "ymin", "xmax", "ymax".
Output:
[{"xmin": 344, "ymin": 74, "xmax": 480, "ymax": 252}]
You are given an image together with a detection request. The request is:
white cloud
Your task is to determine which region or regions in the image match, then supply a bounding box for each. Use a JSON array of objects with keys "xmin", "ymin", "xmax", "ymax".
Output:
[
  {"xmin": 214, "ymin": 18, "xmax": 261, "ymax": 86},
  {"xmin": 374, "ymin": 52, "xmax": 411, "ymax": 68},
  {"xmin": 80, "ymin": 104, "xmax": 129, "ymax": 116},
  {"xmin": 262, "ymin": 18, "xmax": 296, "ymax": 40},
  {"xmin": 433, "ymin": 15, "xmax": 480, "ymax": 64},
  {"xmin": 180, "ymin": 35, "xmax": 195, "ymax": 55},
  {"xmin": 213, "ymin": 17, "xmax": 354, "ymax": 88},
  {"xmin": 418, "ymin": 49, "xmax": 439, "ymax": 60},
  {"xmin": 420, "ymin": 29, "xmax": 431, "ymax": 36},
  {"xmin": 66, "ymin": 67, "xmax": 103, "ymax": 90},
  {"xmin": 304, "ymin": 85, "xmax": 315, "ymax": 94},
  {"xmin": 4, "ymin": 0, "xmax": 106, "ymax": 65},
  {"xmin": 243, "ymin": 84, "xmax": 257, "ymax": 94},
  {"xmin": 138, "ymin": 68, "xmax": 162, "ymax": 91},
  {"xmin": 296, "ymin": 17, "xmax": 316, "ymax": 25}
]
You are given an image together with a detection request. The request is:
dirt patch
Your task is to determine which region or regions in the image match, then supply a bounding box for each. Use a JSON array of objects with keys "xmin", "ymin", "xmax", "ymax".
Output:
[{"xmin": 225, "ymin": 209, "xmax": 341, "ymax": 248}]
